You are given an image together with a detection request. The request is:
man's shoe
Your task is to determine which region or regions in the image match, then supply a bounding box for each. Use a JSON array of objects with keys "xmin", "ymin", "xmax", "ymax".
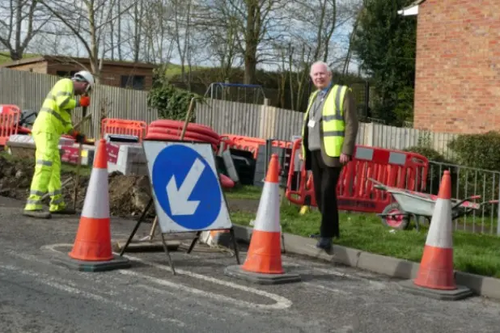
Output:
[
  {"xmin": 316, "ymin": 237, "xmax": 333, "ymax": 254},
  {"xmin": 50, "ymin": 207, "xmax": 76, "ymax": 215},
  {"xmin": 23, "ymin": 209, "xmax": 51, "ymax": 219}
]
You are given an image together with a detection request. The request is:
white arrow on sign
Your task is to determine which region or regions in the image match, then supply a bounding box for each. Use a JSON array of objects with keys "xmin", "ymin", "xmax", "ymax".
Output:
[{"xmin": 166, "ymin": 158, "xmax": 206, "ymax": 216}]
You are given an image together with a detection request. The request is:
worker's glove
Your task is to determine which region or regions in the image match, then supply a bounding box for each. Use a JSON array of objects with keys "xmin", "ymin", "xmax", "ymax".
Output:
[{"xmin": 79, "ymin": 95, "xmax": 90, "ymax": 107}]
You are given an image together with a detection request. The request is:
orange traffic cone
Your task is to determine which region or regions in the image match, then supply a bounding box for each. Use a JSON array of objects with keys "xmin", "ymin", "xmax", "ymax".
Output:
[
  {"xmin": 57, "ymin": 139, "xmax": 130, "ymax": 272},
  {"xmin": 400, "ymin": 170, "xmax": 472, "ymax": 300},
  {"xmin": 224, "ymin": 154, "xmax": 301, "ymax": 284}
]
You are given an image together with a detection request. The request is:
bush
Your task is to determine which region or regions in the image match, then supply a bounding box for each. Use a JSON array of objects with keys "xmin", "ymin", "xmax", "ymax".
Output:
[
  {"xmin": 403, "ymin": 146, "xmax": 452, "ymax": 194},
  {"xmin": 448, "ymin": 131, "xmax": 500, "ymax": 170},
  {"xmin": 147, "ymin": 75, "xmax": 204, "ymax": 121},
  {"xmin": 403, "ymin": 146, "xmax": 449, "ymax": 163},
  {"xmin": 447, "ymin": 132, "xmax": 500, "ymax": 215}
]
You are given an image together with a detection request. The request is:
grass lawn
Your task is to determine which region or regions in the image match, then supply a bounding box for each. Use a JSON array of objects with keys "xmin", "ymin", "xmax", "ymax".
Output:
[
  {"xmin": 223, "ymin": 185, "xmax": 263, "ymax": 200},
  {"xmin": 0, "ymin": 52, "xmax": 40, "ymax": 65},
  {"xmin": 164, "ymin": 63, "xmax": 208, "ymax": 79},
  {"xmin": 229, "ymin": 201, "xmax": 500, "ymax": 279}
]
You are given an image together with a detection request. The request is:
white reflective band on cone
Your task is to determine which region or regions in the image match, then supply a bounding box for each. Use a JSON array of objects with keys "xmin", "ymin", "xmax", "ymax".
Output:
[
  {"xmin": 252, "ymin": 181, "xmax": 280, "ymax": 233},
  {"xmin": 425, "ymin": 198, "xmax": 453, "ymax": 249},
  {"xmin": 81, "ymin": 168, "xmax": 110, "ymax": 219}
]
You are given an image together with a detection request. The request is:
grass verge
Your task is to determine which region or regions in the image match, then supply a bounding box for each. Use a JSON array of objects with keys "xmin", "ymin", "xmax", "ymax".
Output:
[
  {"xmin": 230, "ymin": 203, "xmax": 500, "ymax": 279},
  {"xmin": 224, "ymin": 185, "xmax": 262, "ymax": 200}
]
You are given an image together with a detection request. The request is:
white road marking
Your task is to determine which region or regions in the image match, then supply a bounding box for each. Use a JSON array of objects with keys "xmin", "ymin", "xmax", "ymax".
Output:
[
  {"xmin": 0, "ymin": 264, "xmax": 186, "ymax": 328},
  {"xmin": 41, "ymin": 243, "xmax": 293, "ymax": 310},
  {"xmin": 123, "ymin": 253, "xmax": 293, "ymax": 310},
  {"xmin": 120, "ymin": 269, "xmax": 290, "ymax": 310},
  {"xmin": 162, "ymin": 247, "xmax": 362, "ymax": 280}
]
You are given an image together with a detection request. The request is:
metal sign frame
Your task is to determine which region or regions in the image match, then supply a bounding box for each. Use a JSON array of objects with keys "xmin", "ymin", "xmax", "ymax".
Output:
[{"xmin": 119, "ymin": 139, "xmax": 240, "ymax": 274}]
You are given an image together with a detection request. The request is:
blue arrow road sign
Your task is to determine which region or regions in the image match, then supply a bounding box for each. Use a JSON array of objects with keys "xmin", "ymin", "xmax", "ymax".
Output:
[{"xmin": 152, "ymin": 144, "xmax": 222, "ymax": 230}]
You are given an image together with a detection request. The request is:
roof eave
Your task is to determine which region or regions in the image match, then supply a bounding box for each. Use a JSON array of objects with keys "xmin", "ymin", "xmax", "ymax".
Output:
[
  {"xmin": 397, "ymin": 0, "xmax": 426, "ymax": 16},
  {"xmin": 397, "ymin": 5, "xmax": 419, "ymax": 16}
]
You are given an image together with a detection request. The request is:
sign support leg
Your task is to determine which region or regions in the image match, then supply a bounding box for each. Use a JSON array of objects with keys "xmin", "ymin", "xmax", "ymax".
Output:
[
  {"xmin": 230, "ymin": 227, "xmax": 241, "ymax": 265},
  {"xmin": 186, "ymin": 231, "xmax": 202, "ymax": 254},
  {"xmin": 160, "ymin": 232, "xmax": 176, "ymax": 275},
  {"xmin": 119, "ymin": 198, "xmax": 153, "ymax": 256},
  {"xmin": 141, "ymin": 215, "xmax": 158, "ymax": 241}
]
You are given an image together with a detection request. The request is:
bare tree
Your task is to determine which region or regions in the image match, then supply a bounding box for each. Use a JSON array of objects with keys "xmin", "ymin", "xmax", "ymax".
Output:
[
  {"xmin": 342, "ymin": 1, "xmax": 363, "ymax": 75},
  {"xmin": 287, "ymin": 0, "xmax": 359, "ymax": 66},
  {"xmin": 39, "ymin": 0, "xmax": 133, "ymax": 82},
  {"xmin": 197, "ymin": 1, "xmax": 240, "ymax": 82},
  {"xmin": 140, "ymin": 0, "xmax": 175, "ymax": 64},
  {"xmin": 169, "ymin": 0, "xmax": 194, "ymax": 81},
  {"xmin": 0, "ymin": 0, "xmax": 52, "ymax": 60},
  {"xmin": 198, "ymin": 0, "xmax": 288, "ymax": 84},
  {"xmin": 118, "ymin": 0, "xmax": 148, "ymax": 62}
]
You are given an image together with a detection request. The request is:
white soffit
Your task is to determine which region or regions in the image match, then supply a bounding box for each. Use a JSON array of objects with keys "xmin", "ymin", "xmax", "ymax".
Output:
[{"xmin": 398, "ymin": 5, "xmax": 419, "ymax": 16}]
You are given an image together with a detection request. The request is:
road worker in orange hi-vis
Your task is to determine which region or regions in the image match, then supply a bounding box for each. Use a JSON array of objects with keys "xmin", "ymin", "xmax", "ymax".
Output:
[{"xmin": 23, "ymin": 70, "xmax": 94, "ymax": 219}]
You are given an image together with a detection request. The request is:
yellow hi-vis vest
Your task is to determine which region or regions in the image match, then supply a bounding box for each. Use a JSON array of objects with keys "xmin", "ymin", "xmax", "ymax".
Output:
[
  {"xmin": 301, "ymin": 84, "xmax": 349, "ymax": 159},
  {"xmin": 32, "ymin": 78, "xmax": 76, "ymax": 136}
]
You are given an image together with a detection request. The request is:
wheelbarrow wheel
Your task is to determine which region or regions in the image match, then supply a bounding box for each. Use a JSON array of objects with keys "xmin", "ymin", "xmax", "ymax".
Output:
[{"xmin": 380, "ymin": 202, "xmax": 410, "ymax": 230}]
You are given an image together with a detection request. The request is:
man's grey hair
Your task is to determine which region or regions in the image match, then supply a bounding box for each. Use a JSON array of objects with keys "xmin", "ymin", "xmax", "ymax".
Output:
[{"xmin": 310, "ymin": 61, "xmax": 332, "ymax": 75}]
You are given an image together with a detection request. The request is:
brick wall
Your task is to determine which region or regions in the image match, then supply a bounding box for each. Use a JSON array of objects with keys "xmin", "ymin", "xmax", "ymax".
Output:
[{"xmin": 413, "ymin": 0, "xmax": 500, "ymax": 133}]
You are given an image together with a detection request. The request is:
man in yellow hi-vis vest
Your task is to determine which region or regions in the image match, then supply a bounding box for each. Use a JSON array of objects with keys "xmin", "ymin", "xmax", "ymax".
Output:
[
  {"xmin": 23, "ymin": 70, "xmax": 94, "ymax": 219},
  {"xmin": 301, "ymin": 61, "xmax": 359, "ymax": 253}
]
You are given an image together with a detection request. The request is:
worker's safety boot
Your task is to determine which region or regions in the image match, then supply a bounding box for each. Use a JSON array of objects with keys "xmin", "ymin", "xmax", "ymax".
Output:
[{"xmin": 23, "ymin": 209, "xmax": 51, "ymax": 219}]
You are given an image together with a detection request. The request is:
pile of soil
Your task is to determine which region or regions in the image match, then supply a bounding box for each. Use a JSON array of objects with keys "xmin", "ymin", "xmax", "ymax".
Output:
[{"xmin": 0, "ymin": 157, "xmax": 154, "ymax": 217}]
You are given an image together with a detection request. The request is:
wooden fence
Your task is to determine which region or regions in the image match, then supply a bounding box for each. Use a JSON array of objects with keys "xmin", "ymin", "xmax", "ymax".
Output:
[
  {"xmin": 0, "ymin": 68, "xmax": 458, "ymax": 157},
  {"xmin": 195, "ymin": 98, "xmax": 458, "ymax": 158},
  {"xmin": 0, "ymin": 68, "xmax": 159, "ymax": 138}
]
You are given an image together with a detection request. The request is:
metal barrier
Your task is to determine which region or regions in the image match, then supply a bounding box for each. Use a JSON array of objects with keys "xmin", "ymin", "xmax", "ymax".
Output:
[
  {"xmin": 426, "ymin": 161, "xmax": 500, "ymax": 235},
  {"xmin": 285, "ymin": 139, "xmax": 429, "ymax": 214},
  {"xmin": 101, "ymin": 118, "xmax": 148, "ymax": 142},
  {"xmin": 0, "ymin": 104, "xmax": 21, "ymax": 146}
]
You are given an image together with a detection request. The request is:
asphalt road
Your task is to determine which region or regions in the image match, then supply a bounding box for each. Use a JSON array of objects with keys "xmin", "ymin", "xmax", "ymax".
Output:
[{"xmin": 2, "ymin": 196, "xmax": 500, "ymax": 333}]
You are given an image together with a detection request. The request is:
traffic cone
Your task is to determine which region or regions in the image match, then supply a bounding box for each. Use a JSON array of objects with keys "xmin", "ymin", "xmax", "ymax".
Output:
[
  {"xmin": 224, "ymin": 154, "xmax": 301, "ymax": 284},
  {"xmin": 399, "ymin": 170, "xmax": 472, "ymax": 300},
  {"xmin": 54, "ymin": 139, "xmax": 130, "ymax": 272},
  {"xmin": 413, "ymin": 169, "xmax": 455, "ymax": 290}
]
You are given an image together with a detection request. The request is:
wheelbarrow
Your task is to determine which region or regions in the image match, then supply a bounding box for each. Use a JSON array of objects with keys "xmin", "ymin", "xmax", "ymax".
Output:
[{"xmin": 368, "ymin": 178, "xmax": 499, "ymax": 231}]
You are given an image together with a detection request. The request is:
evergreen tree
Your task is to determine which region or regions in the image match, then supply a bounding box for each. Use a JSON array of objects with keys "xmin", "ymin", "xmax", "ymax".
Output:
[{"xmin": 352, "ymin": 0, "xmax": 417, "ymax": 126}]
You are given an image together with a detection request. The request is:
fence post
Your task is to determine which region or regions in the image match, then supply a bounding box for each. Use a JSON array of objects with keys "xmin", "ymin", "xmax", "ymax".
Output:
[
  {"xmin": 364, "ymin": 122, "xmax": 375, "ymax": 146},
  {"xmin": 497, "ymin": 185, "xmax": 500, "ymax": 236},
  {"xmin": 258, "ymin": 98, "xmax": 275, "ymax": 139}
]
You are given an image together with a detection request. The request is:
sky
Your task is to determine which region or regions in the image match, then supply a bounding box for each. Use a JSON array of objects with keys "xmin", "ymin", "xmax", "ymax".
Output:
[{"xmin": 0, "ymin": 0, "xmax": 361, "ymax": 75}]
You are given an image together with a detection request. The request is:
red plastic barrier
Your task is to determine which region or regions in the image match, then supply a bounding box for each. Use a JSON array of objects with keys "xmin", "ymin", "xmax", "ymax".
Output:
[
  {"xmin": 101, "ymin": 118, "xmax": 148, "ymax": 141},
  {"xmin": 219, "ymin": 134, "xmax": 292, "ymax": 159},
  {"xmin": 285, "ymin": 139, "xmax": 429, "ymax": 214},
  {"xmin": 0, "ymin": 105, "xmax": 21, "ymax": 145}
]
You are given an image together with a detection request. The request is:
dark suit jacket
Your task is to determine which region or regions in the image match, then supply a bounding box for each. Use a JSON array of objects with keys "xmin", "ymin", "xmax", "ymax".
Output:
[{"xmin": 303, "ymin": 87, "xmax": 359, "ymax": 169}]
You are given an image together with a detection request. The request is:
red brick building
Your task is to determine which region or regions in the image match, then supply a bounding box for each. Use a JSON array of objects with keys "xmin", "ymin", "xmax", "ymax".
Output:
[{"xmin": 400, "ymin": 0, "xmax": 500, "ymax": 133}]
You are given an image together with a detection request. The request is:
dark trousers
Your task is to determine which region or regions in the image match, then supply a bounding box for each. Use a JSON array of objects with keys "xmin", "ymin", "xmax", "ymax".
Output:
[{"xmin": 310, "ymin": 150, "xmax": 341, "ymax": 238}]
